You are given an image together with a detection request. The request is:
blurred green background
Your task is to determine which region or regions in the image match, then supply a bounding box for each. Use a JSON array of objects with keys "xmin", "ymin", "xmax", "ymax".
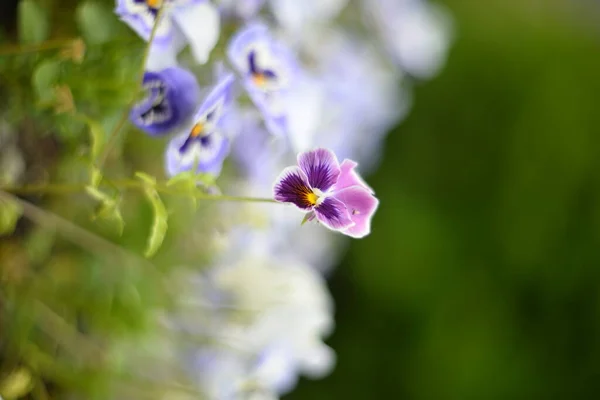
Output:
[{"xmin": 290, "ymin": 0, "xmax": 600, "ymax": 399}]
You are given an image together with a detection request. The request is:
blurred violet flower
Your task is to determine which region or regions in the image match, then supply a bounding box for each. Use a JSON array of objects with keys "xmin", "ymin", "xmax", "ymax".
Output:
[
  {"xmin": 363, "ymin": 0, "xmax": 452, "ymax": 79},
  {"xmin": 165, "ymin": 72, "xmax": 235, "ymax": 177},
  {"xmin": 115, "ymin": 0, "xmax": 220, "ymax": 68},
  {"xmin": 218, "ymin": 0, "xmax": 265, "ymax": 19},
  {"xmin": 130, "ymin": 66, "xmax": 200, "ymax": 135},
  {"xmin": 269, "ymin": 0, "xmax": 348, "ymax": 35},
  {"xmin": 274, "ymin": 148, "xmax": 379, "ymax": 238},
  {"xmin": 227, "ymin": 24, "xmax": 301, "ymax": 136},
  {"xmin": 297, "ymin": 28, "xmax": 410, "ymax": 173}
]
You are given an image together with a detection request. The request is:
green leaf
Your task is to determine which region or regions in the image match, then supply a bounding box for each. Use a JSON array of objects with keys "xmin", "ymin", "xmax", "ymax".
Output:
[
  {"xmin": 18, "ymin": 0, "xmax": 49, "ymax": 45},
  {"xmin": 197, "ymin": 172, "xmax": 218, "ymax": 187},
  {"xmin": 140, "ymin": 186, "xmax": 168, "ymax": 258},
  {"xmin": 32, "ymin": 59, "xmax": 60, "ymax": 104},
  {"xmin": 90, "ymin": 167, "xmax": 102, "ymax": 187},
  {"xmin": 135, "ymin": 171, "xmax": 157, "ymax": 186},
  {"xmin": 0, "ymin": 197, "xmax": 23, "ymax": 236},
  {"xmin": 85, "ymin": 186, "xmax": 124, "ymax": 236},
  {"xmin": 300, "ymin": 212, "xmax": 314, "ymax": 226},
  {"xmin": 0, "ymin": 367, "xmax": 34, "ymax": 399},
  {"xmin": 166, "ymin": 171, "xmax": 198, "ymax": 209},
  {"xmin": 76, "ymin": 1, "xmax": 121, "ymax": 45},
  {"xmin": 81, "ymin": 117, "xmax": 106, "ymax": 162}
]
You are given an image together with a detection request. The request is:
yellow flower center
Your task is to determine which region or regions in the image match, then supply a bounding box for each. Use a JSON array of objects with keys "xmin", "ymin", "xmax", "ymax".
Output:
[
  {"xmin": 252, "ymin": 74, "xmax": 267, "ymax": 87},
  {"xmin": 190, "ymin": 123, "xmax": 205, "ymax": 138},
  {"xmin": 146, "ymin": 0, "xmax": 162, "ymax": 8},
  {"xmin": 304, "ymin": 191, "xmax": 319, "ymax": 206}
]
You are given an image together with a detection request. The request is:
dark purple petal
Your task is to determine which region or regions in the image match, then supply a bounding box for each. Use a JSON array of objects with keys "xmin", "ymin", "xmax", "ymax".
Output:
[
  {"xmin": 273, "ymin": 166, "xmax": 315, "ymax": 210},
  {"xmin": 297, "ymin": 148, "xmax": 341, "ymax": 192},
  {"xmin": 248, "ymin": 50, "xmax": 260, "ymax": 74},
  {"xmin": 314, "ymin": 197, "xmax": 353, "ymax": 231},
  {"xmin": 334, "ymin": 186, "xmax": 379, "ymax": 238}
]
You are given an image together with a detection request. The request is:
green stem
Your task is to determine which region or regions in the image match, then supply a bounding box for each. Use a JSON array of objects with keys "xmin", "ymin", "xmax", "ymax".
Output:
[
  {"xmin": 0, "ymin": 190, "xmax": 161, "ymax": 268},
  {"xmin": 94, "ymin": 4, "xmax": 167, "ymax": 171},
  {"xmin": 0, "ymin": 180, "xmax": 278, "ymax": 204},
  {"xmin": 0, "ymin": 38, "xmax": 75, "ymax": 56}
]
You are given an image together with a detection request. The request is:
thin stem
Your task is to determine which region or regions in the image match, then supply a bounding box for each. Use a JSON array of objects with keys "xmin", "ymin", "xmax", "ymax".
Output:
[
  {"xmin": 0, "ymin": 190, "xmax": 162, "ymax": 268},
  {"xmin": 0, "ymin": 38, "xmax": 75, "ymax": 56},
  {"xmin": 0, "ymin": 180, "xmax": 278, "ymax": 204},
  {"xmin": 94, "ymin": 4, "xmax": 167, "ymax": 171}
]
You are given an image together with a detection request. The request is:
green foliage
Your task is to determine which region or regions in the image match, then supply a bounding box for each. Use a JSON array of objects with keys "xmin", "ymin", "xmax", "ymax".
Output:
[
  {"xmin": 81, "ymin": 116, "xmax": 106, "ymax": 163},
  {"xmin": 18, "ymin": 0, "xmax": 49, "ymax": 45},
  {"xmin": 32, "ymin": 59, "xmax": 61, "ymax": 104},
  {"xmin": 0, "ymin": 197, "xmax": 23, "ymax": 236},
  {"xmin": 166, "ymin": 171, "xmax": 201, "ymax": 209},
  {"xmin": 136, "ymin": 172, "xmax": 168, "ymax": 258},
  {"xmin": 76, "ymin": 1, "xmax": 123, "ymax": 45},
  {"xmin": 85, "ymin": 186, "xmax": 125, "ymax": 235},
  {"xmin": 0, "ymin": 367, "xmax": 34, "ymax": 400}
]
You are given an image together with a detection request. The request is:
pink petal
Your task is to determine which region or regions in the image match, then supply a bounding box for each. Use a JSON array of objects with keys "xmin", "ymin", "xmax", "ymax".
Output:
[
  {"xmin": 335, "ymin": 159, "xmax": 373, "ymax": 193},
  {"xmin": 334, "ymin": 186, "xmax": 379, "ymax": 238}
]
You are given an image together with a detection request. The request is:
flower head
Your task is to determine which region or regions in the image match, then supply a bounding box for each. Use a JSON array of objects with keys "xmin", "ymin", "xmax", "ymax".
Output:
[
  {"xmin": 130, "ymin": 66, "xmax": 200, "ymax": 135},
  {"xmin": 115, "ymin": 0, "xmax": 220, "ymax": 65},
  {"xmin": 165, "ymin": 72, "xmax": 236, "ymax": 177},
  {"xmin": 273, "ymin": 148, "xmax": 378, "ymax": 238},
  {"xmin": 227, "ymin": 24, "xmax": 300, "ymax": 136}
]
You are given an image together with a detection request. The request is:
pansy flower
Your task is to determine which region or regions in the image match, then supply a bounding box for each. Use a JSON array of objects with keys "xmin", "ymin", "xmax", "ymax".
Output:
[
  {"xmin": 273, "ymin": 148, "xmax": 378, "ymax": 238},
  {"xmin": 130, "ymin": 66, "xmax": 200, "ymax": 136},
  {"xmin": 165, "ymin": 72, "xmax": 236, "ymax": 177},
  {"xmin": 115, "ymin": 0, "xmax": 220, "ymax": 66},
  {"xmin": 227, "ymin": 24, "xmax": 300, "ymax": 136}
]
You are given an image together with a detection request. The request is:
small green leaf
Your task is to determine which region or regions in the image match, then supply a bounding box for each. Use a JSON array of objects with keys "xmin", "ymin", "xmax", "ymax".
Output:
[
  {"xmin": 76, "ymin": 1, "xmax": 121, "ymax": 45},
  {"xmin": 85, "ymin": 186, "xmax": 124, "ymax": 236},
  {"xmin": 165, "ymin": 171, "xmax": 196, "ymax": 187},
  {"xmin": 300, "ymin": 212, "xmax": 315, "ymax": 226},
  {"xmin": 81, "ymin": 117, "xmax": 105, "ymax": 162},
  {"xmin": 32, "ymin": 59, "xmax": 60, "ymax": 104},
  {"xmin": 90, "ymin": 167, "xmax": 102, "ymax": 187},
  {"xmin": 18, "ymin": 0, "xmax": 49, "ymax": 45},
  {"xmin": 140, "ymin": 186, "xmax": 168, "ymax": 258},
  {"xmin": 166, "ymin": 171, "xmax": 198, "ymax": 209},
  {"xmin": 135, "ymin": 171, "xmax": 156, "ymax": 186},
  {"xmin": 197, "ymin": 172, "xmax": 217, "ymax": 187},
  {"xmin": 0, "ymin": 198, "xmax": 23, "ymax": 236},
  {"xmin": 0, "ymin": 366, "xmax": 34, "ymax": 399}
]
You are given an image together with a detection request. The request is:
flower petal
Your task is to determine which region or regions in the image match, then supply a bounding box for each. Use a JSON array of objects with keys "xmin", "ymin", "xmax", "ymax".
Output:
[
  {"xmin": 335, "ymin": 159, "xmax": 373, "ymax": 193},
  {"xmin": 130, "ymin": 67, "xmax": 199, "ymax": 136},
  {"xmin": 334, "ymin": 186, "xmax": 379, "ymax": 238},
  {"xmin": 166, "ymin": 130, "xmax": 230, "ymax": 177},
  {"xmin": 297, "ymin": 148, "xmax": 340, "ymax": 192},
  {"xmin": 314, "ymin": 196, "xmax": 353, "ymax": 231},
  {"xmin": 273, "ymin": 166, "xmax": 314, "ymax": 210},
  {"xmin": 145, "ymin": 31, "xmax": 186, "ymax": 71},
  {"xmin": 115, "ymin": 0, "xmax": 173, "ymax": 43},
  {"xmin": 171, "ymin": 0, "xmax": 220, "ymax": 64},
  {"xmin": 193, "ymin": 72, "xmax": 235, "ymax": 130}
]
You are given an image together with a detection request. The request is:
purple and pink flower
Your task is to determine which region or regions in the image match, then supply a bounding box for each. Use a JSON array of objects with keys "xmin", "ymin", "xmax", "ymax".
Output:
[{"xmin": 273, "ymin": 148, "xmax": 379, "ymax": 238}]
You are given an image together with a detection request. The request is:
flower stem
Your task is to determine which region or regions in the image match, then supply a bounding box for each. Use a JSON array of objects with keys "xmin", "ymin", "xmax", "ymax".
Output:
[
  {"xmin": 0, "ymin": 38, "xmax": 76, "ymax": 56},
  {"xmin": 94, "ymin": 3, "xmax": 167, "ymax": 171},
  {"xmin": 0, "ymin": 180, "xmax": 278, "ymax": 204}
]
